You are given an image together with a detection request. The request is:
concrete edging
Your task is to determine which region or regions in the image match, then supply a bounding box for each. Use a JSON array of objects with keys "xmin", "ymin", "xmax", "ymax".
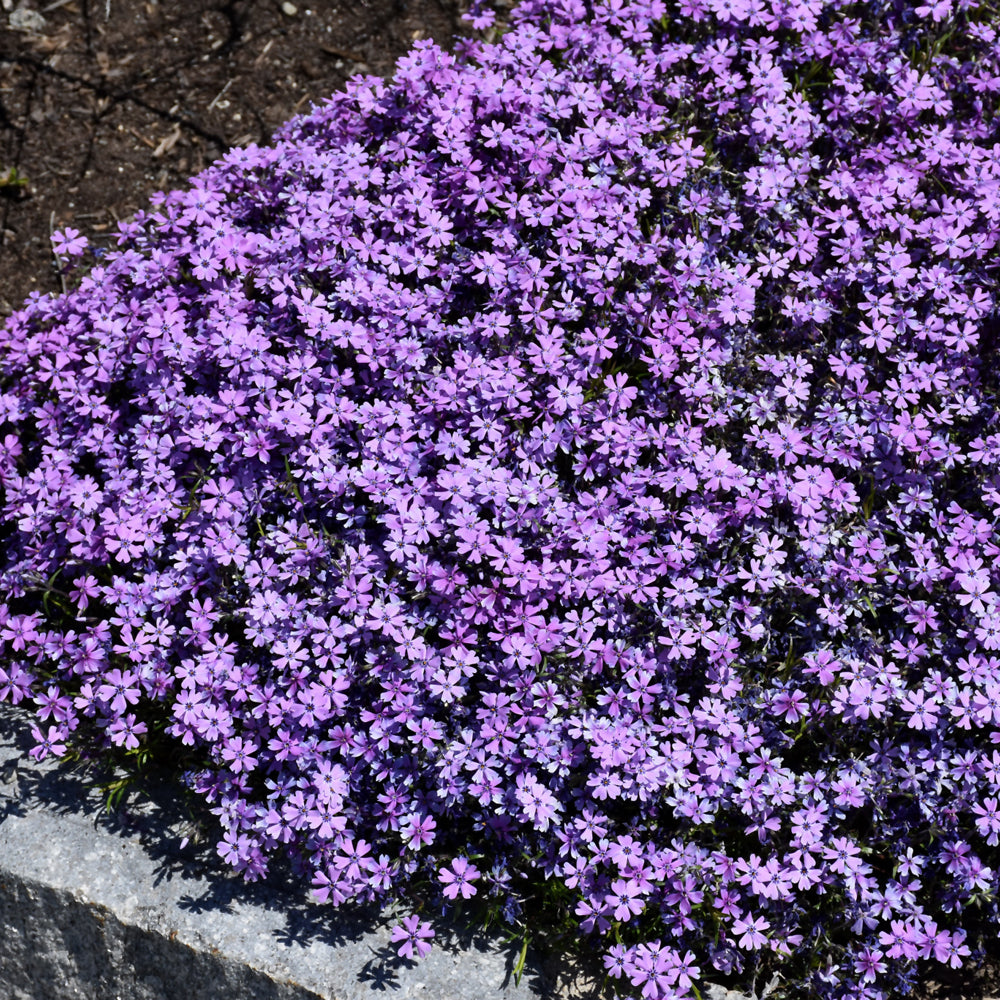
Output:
[{"xmin": 0, "ymin": 703, "xmax": 603, "ymax": 1000}]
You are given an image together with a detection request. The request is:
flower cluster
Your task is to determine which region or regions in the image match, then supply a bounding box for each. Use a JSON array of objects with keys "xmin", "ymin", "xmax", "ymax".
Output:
[{"xmin": 1, "ymin": 0, "xmax": 999, "ymax": 997}]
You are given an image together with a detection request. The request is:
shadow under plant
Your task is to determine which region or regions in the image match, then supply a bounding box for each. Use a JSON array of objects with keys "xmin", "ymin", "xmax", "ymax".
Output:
[{"xmin": 1, "ymin": 701, "xmax": 600, "ymax": 1000}]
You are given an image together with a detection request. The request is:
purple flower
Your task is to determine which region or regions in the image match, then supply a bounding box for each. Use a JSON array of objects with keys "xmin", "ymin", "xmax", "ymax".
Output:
[
  {"xmin": 50, "ymin": 227, "xmax": 88, "ymax": 257},
  {"xmin": 732, "ymin": 914, "xmax": 770, "ymax": 951},
  {"xmin": 514, "ymin": 772, "xmax": 561, "ymax": 831},
  {"xmin": 605, "ymin": 878, "xmax": 645, "ymax": 921},
  {"xmin": 390, "ymin": 914, "xmax": 435, "ymax": 959},
  {"xmin": 823, "ymin": 836, "xmax": 865, "ymax": 877},
  {"xmin": 220, "ymin": 736, "xmax": 259, "ymax": 774},
  {"xmin": 107, "ymin": 713, "xmax": 147, "ymax": 750},
  {"xmin": 29, "ymin": 724, "xmax": 67, "ymax": 761},
  {"xmin": 401, "ymin": 813, "xmax": 437, "ymax": 851},
  {"xmin": 95, "ymin": 668, "xmax": 141, "ymax": 716},
  {"xmin": 854, "ymin": 946, "xmax": 887, "ymax": 983},
  {"xmin": 439, "ymin": 857, "xmax": 480, "ymax": 900},
  {"xmin": 1, "ymin": 0, "xmax": 999, "ymax": 994}
]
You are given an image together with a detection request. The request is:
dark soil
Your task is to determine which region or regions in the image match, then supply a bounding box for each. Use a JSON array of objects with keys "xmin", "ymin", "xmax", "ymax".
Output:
[
  {"xmin": 1, "ymin": 3, "xmax": 1000, "ymax": 999},
  {"xmin": 0, "ymin": 0, "xmax": 495, "ymax": 312}
]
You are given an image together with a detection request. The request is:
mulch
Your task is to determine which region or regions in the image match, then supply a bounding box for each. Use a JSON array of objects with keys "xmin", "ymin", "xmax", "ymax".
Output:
[{"xmin": 1, "ymin": 2, "xmax": 1000, "ymax": 999}]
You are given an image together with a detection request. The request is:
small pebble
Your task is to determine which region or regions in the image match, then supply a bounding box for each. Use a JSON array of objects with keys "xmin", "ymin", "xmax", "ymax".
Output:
[
  {"xmin": 9, "ymin": 7, "xmax": 47, "ymax": 31},
  {"xmin": 280, "ymin": 1, "xmax": 297, "ymax": 14}
]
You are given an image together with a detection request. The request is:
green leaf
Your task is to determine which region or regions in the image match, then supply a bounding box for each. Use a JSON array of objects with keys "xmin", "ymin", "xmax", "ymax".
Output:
[
  {"xmin": 0, "ymin": 166, "xmax": 29, "ymax": 190},
  {"xmin": 513, "ymin": 933, "xmax": 530, "ymax": 987},
  {"xmin": 103, "ymin": 777, "xmax": 131, "ymax": 814},
  {"xmin": 861, "ymin": 476, "xmax": 876, "ymax": 520}
]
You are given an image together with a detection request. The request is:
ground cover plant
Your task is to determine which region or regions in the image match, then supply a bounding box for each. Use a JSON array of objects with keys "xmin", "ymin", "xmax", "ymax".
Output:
[{"xmin": 1, "ymin": 0, "xmax": 999, "ymax": 996}]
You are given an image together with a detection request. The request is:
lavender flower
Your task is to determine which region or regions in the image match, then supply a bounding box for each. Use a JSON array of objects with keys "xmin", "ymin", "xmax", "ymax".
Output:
[{"xmin": 1, "ymin": 0, "xmax": 999, "ymax": 997}]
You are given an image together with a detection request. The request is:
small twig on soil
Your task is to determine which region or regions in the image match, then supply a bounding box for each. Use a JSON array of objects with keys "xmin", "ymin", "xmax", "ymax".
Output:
[
  {"xmin": 48, "ymin": 211, "xmax": 67, "ymax": 295},
  {"xmin": 319, "ymin": 45, "xmax": 368, "ymax": 62},
  {"xmin": 253, "ymin": 39, "xmax": 275, "ymax": 68},
  {"xmin": 7, "ymin": 55, "xmax": 230, "ymax": 151},
  {"xmin": 207, "ymin": 80, "xmax": 233, "ymax": 112},
  {"xmin": 152, "ymin": 125, "xmax": 182, "ymax": 158},
  {"xmin": 126, "ymin": 126, "xmax": 157, "ymax": 149}
]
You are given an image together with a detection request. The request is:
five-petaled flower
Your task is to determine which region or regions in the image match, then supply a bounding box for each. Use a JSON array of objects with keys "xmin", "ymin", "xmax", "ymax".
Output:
[
  {"xmin": 439, "ymin": 857, "xmax": 480, "ymax": 900},
  {"xmin": 390, "ymin": 915, "xmax": 435, "ymax": 959}
]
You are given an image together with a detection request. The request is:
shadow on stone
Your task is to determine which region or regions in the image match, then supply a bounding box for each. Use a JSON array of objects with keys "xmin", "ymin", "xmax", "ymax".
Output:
[{"xmin": 0, "ymin": 701, "xmax": 602, "ymax": 1000}]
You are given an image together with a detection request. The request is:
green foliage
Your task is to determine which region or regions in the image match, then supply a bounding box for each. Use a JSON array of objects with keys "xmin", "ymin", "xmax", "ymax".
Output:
[{"xmin": 0, "ymin": 166, "xmax": 29, "ymax": 198}]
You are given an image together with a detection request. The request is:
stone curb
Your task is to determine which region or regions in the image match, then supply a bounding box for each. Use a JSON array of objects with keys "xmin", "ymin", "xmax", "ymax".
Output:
[{"xmin": 0, "ymin": 704, "xmax": 605, "ymax": 1000}]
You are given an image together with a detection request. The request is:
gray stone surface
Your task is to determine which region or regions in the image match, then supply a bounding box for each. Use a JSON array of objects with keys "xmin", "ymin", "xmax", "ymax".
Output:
[{"xmin": 0, "ymin": 703, "xmax": 607, "ymax": 1000}]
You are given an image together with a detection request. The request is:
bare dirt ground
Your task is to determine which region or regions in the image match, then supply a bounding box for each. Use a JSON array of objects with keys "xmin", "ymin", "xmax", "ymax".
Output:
[
  {"xmin": 1, "ymin": 2, "xmax": 999, "ymax": 998},
  {"xmin": 0, "ymin": 0, "xmax": 486, "ymax": 310}
]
